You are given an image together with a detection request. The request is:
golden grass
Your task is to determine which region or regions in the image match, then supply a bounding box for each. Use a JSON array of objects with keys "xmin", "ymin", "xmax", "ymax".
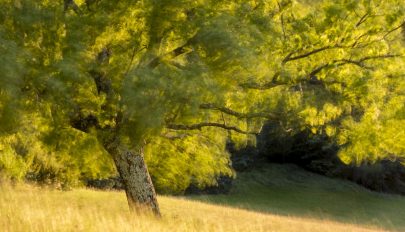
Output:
[{"xmin": 0, "ymin": 184, "xmax": 386, "ymax": 232}]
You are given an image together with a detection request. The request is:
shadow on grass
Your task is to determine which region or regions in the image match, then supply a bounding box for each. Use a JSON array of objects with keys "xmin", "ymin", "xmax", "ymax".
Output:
[{"xmin": 187, "ymin": 164, "xmax": 405, "ymax": 231}]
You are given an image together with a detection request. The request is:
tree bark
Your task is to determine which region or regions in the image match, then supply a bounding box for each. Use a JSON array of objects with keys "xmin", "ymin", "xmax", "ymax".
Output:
[{"xmin": 105, "ymin": 140, "xmax": 161, "ymax": 216}]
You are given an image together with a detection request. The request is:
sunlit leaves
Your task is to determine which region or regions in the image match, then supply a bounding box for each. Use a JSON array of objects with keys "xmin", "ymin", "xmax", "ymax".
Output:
[
  {"xmin": 0, "ymin": 0, "xmax": 404, "ymax": 188},
  {"xmin": 145, "ymin": 129, "xmax": 232, "ymax": 194}
]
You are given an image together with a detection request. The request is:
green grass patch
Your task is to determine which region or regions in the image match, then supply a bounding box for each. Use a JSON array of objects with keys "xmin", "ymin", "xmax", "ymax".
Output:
[{"xmin": 189, "ymin": 164, "xmax": 405, "ymax": 231}]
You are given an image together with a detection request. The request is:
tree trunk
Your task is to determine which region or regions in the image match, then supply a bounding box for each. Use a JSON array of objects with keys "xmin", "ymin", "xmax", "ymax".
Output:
[{"xmin": 105, "ymin": 141, "xmax": 161, "ymax": 216}]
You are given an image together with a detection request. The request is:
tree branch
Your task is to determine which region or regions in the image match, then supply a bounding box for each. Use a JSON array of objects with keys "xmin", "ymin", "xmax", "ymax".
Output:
[
  {"xmin": 160, "ymin": 133, "xmax": 190, "ymax": 140},
  {"xmin": 310, "ymin": 54, "xmax": 400, "ymax": 77},
  {"xmin": 383, "ymin": 21, "xmax": 405, "ymax": 39},
  {"xmin": 359, "ymin": 54, "xmax": 401, "ymax": 62},
  {"xmin": 283, "ymin": 45, "xmax": 339, "ymax": 64},
  {"xmin": 166, "ymin": 123, "xmax": 258, "ymax": 135},
  {"xmin": 240, "ymin": 81, "xmax": 286, "ymax": 90},
  {"xmin": 307, "ymin": 59, "xmax": 373, "ymax": 78},
  {"xmin": 90, "ymin": 48, "xmax": 113, "ymax": 95},
  {"xmin": 124, "ymin": 46, "xmax": 146, "ymax": 77},
  {"xmin": 64, "ymin": 0, "xmax": 81, "ymax": 15},
  {"xmin": 276, "ymin": 0, "xmax": 286, "ymax": 41},
  {"xmin": 283, "ymin": 18, "xmax": 404, "ymax": 64},
  {"xmin": 147, "ymin": 35, "xmax": 196, "ymax": 69},
  {"xmin": 355, "ymin": 13, "xmax": 370, "ymax": 27},
  {"xmin": 240, "ymin": 72, "xmax": 283, "ymax": 90},
  {"xmin": 351, "ymin": 22, "xmax": 405, "ymax": 48},
  {"xmin": 242, "ymin": 54, "xmax": 400, "ymax": 90},
  {"xmin": 199, "ymin": 103, "xmax": 278, "ymax": 120}
]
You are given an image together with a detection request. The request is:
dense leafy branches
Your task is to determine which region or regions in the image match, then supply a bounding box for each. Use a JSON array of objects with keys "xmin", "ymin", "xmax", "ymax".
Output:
[{"xmin": 0, "ymin": 0, "xmax": 404, "ymax": 193}]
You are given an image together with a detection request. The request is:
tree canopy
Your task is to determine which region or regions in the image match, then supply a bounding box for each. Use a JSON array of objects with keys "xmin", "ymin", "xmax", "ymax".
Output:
[{"xmin": 0, "ymin": 0, "xmax": 404, "ymax": 201}]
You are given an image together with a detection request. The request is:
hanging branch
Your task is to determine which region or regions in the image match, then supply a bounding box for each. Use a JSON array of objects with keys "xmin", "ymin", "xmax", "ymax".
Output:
[
  {"xmin": 308, "ymin": 54, "xmax": 401, "ymax": 77},
  {"xmin": 242, "ymin": 53, "xmax": 401, "ymax": 90}
]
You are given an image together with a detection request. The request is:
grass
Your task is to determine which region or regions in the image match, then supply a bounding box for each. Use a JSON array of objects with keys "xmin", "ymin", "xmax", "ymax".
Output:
[
  {"xmin": 1, "ymin": 163, "xmax": 404, "ymax": 232},
  {"xmin": 190, "ymin": 164, "xmax": 405, "ymax": 231}
]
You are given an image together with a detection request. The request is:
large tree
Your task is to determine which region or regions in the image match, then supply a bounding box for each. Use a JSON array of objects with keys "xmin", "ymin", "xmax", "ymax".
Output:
[
  {"xmin": 0, "ymin": 0, "xmax": 269, "ymax": 215},
  {"xmin": 0, "ymin": 0, "xmax": 404, "ymax": 216}
]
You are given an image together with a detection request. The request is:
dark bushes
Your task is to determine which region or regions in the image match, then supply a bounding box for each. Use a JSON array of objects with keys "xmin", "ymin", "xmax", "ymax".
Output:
[{"xmin": 251, "ymin": 121, "xmax": 405, "ymax": 195}]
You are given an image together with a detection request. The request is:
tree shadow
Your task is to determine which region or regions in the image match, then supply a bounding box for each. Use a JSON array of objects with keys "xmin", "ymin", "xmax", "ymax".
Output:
[{"xmin": 187, "ymin": 164, "xmax": 405, "ymax": 231}]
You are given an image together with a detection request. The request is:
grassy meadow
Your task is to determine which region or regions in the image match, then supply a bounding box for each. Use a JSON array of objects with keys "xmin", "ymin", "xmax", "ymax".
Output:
[
  {"xmin": 1, "ymin": 164, "xmax": 405, "ymax": 232},
  {"xmin": 191, "ymin": 164, "xmax": 405, "ymax": 231}
]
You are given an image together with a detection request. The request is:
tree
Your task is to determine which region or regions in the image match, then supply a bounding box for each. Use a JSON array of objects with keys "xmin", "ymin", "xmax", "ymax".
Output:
[
  {"xmin": 0, "ymin": 0, "xmax": 269, "ymax": 215},
  {"xmin": 0, "ymin": 0, "xmax": 404, "ymax": 216}
]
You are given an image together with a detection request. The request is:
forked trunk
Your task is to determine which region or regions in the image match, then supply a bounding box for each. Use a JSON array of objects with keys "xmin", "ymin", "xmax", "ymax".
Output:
[{"xmin": 106, "ymin": 141, "xmax": 160, "ymax": 216}]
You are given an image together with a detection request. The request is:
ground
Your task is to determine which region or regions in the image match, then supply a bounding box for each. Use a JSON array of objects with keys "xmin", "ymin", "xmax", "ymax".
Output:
[
  {"xmin": 190, "ymin": 164, "xmax": 405, "ymax": 231},
  {"xmin": 1, "ymin": 163, "xmax": 404, "ymax": 232}
]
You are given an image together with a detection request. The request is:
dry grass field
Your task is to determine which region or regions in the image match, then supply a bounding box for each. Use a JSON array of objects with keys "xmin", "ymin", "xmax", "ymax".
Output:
[
  {"xmin": 0, "ymin": 184, "xmax": 386, "ymax": 232},
  {"xmin": 2, "ymin": 164, "xmax": 405, "ymax": 232}
]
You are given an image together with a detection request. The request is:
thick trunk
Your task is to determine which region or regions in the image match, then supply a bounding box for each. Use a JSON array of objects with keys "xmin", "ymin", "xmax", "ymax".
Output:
[{"xmin": 106, "ymin": 141, "xmax": 160, "ymax": 216}]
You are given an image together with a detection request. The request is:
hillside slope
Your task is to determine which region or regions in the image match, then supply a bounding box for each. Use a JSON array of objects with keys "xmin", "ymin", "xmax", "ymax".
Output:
[
  {"xmin": 190, "ymin": 164, "xmax": 405, "ymax": 231},
  {"xmin": 1, "ymin": 164, "xmax": 404, "ymax": 231}
]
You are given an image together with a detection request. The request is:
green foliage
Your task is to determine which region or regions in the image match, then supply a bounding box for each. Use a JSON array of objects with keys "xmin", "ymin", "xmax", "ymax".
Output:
[
  {"xmin": 232, "ymin": 0, "xmax": 405, "ymax": 165},
  {"xmin": 0, "ymin": 0, "xmax": 404, "ymax": 192},
  {"xmin": 0, "ymin": 119, "xmax": 115, "ymax": 186},
  {"xmin": 0, "ymin": 142, "xmax": 28, "ymax": 181},
  {"xmin": 145, "ymin": 129, "xmax": 233, "ymax": 194}
]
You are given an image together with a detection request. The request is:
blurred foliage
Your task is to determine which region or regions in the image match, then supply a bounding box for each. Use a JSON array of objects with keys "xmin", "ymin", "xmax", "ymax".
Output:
[{"xmin": 0, "ymin": 0, "xmax": 404, "ymax": 193}]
